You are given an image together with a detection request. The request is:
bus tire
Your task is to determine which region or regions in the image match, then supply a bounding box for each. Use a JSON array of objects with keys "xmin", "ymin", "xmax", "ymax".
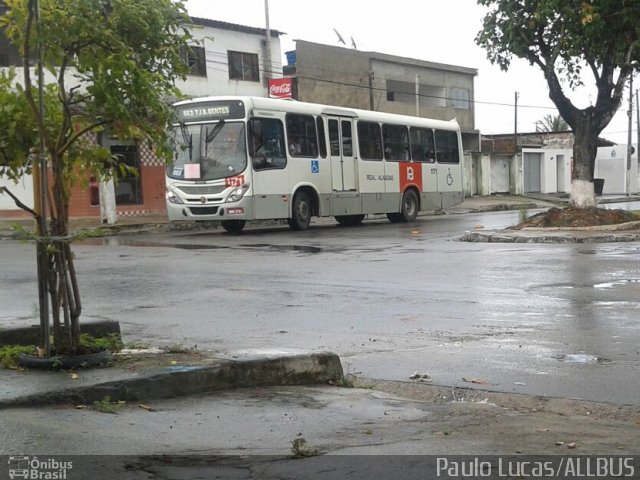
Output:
[
  {"xmin": 335, "ymin": 214, "xmax": 365, "ymax": 226},
  {"xmin": 400, "ymin": 189, "xmax": 419, "ymax": 222},
  {"xmin": 386, "ymin": 212, "xmax": 402, "ymax": 223},
  {"xmin": 221, "ymin": 220, "xmax": 246, "ymax": 233},
  {"xmin": 289, "ymin": 191, "xmax": 312, "ymax": 230}
]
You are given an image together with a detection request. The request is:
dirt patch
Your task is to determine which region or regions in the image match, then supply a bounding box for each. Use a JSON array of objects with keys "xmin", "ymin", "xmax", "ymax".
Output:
[{"xmin": 514, "ymin": 207, "xmax": 638, "ymax": 229}]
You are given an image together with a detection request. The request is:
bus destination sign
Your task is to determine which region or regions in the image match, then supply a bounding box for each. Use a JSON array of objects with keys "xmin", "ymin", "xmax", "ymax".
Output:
[{"xmin": 175, "ymin": 101, "xmax": 245, "ymax": 122}]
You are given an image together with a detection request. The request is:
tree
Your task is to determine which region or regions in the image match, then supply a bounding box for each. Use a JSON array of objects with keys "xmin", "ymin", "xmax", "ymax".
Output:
[
  {"xmin": 0, "ymin": 0, "xmax": 193, "ymax": 356},
  {"xmin": 476, "ymin": 0, "xmax": 640, "ymax": 207},
  {"xmin": 536, "ymin": 114, "xmax": 568, "ymax": 132}
]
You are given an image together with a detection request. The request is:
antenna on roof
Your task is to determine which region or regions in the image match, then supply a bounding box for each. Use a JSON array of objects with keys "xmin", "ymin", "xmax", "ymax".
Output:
[
  {"xmin": 350, "ymin": 36, "xmax": 357, "ymax": 49},
  {"xmin": 333, "ymin": 28, "xmax": 345, "ymax": 45}
]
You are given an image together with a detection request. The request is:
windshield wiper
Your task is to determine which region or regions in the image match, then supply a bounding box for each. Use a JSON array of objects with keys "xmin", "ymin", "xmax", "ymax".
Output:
[
  {"xmin": 205, "ymin": 119, "xmax": 225, "ymax": 144},
  {"xmin": 179, "ymin": 122, "xmax": 193, "ymax": 161}
]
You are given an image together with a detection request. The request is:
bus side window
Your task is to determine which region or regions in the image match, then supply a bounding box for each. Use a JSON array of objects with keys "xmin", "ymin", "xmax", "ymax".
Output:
[
  {"xmin": 383, "ymin": 124, "xmax": 410, "ymax": 161},
  {"xmin": 410, "ymin": 127, "xmax": 435, "ymax": 163},
  {"xmin": 286, "ymin": 113, "xmax": 319, "ymax": 158},
  {"xmin": 328, "ymin": 119, "xmax": 340, "ymax": 156},
  {"xmin": 341, "ymin": 120, "xmax": 352, "ymax": 156},
  {"xmin": 434, "ymin": 130, "xmax": 460, "ymax": 164},
  {"xmin": 248, "ymin": 117, "xmax": 286, "ymax": 170},
  {"xmin": 357, "ymin": 121, "xmax": 383, "ymax": 160},
  {"xmin": 316, "ymin": 116, "xmax": 327, "ymax": 158}
]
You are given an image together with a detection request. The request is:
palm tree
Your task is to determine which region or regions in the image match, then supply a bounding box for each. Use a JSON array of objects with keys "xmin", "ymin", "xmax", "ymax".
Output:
[{"xmin": 536, "ymin": 114, "xmax": 569, "ymax": 132}]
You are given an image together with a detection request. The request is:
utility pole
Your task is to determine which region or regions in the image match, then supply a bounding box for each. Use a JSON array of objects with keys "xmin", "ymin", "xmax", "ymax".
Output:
[
  {"xmin": 514, "ymin": 91, "xmax": 519, "ymax": 155},
  {"xmin": 636, "ymin": 88, "xmax": 639, "ymax": 195},
  {"xmin": 262, "ymin": 0, "xmax": 272, "ymax": 89},
  {"xmin": 627, "ymin": 74, "xmax": 633, "ymax": 196},
  {"xmin": 368, "ymin": 70, "xmax": 375, "ymax": 111},
  {"xmin": 32, "ymin": 0, "xmax": 50, "ymax": 356}
]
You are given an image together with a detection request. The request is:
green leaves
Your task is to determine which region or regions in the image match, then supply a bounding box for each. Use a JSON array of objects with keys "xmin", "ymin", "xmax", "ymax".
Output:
[{"xmin": 0, "ymin": 0, "xmax": 194, "ymax": 188}]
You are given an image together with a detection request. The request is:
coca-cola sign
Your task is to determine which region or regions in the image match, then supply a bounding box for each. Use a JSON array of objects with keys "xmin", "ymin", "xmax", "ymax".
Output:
[{"xmin": 269, "ymin": 78, "xmax": 293, "ymax": 99}]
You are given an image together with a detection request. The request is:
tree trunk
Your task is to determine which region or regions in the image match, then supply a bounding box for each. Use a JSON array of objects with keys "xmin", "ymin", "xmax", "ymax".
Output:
[
  {"xmin": 45, "ymin": 154, "xmax": 82, "ymax": 355},
  {"xmin": 570, "ymin": 116, "xmax": 600, "ymax": 208}
]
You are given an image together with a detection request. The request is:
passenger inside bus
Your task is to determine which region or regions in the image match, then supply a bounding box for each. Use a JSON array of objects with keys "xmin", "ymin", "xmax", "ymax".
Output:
[{"xmin": 288, "ymin": 137, "xmax": 302, "ymax": 155}]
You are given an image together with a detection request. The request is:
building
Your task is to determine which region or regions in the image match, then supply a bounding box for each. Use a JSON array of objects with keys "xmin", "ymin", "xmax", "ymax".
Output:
[
  {"xmin": 0, "ymin": 17, "xmax": 283, "ymax": 220},
  {"xmin": 479, "ymin": 132, "xmax": 637, "ymax": 196}
]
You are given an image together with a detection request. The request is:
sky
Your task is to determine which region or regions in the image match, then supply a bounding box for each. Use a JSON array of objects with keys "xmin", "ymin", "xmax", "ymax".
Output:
[{"xmin": 184, "ymin": 0, "xmax": 634, "ymax": 144}]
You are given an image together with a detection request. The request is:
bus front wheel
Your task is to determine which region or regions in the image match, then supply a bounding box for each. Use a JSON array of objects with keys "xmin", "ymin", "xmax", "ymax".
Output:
[
  {"xmin": 221, "ymin": 220, "xmax": 246, "ymax": 234},
  {"xmin": 289, "ymin": 191, "xmax": 312, "ymax": 230}
]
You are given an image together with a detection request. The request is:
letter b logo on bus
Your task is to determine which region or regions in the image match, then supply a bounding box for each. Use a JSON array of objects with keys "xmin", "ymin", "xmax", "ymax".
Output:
[{"xmin": 400, "ymin": 162, "xmax": 422, "ymax": 191}]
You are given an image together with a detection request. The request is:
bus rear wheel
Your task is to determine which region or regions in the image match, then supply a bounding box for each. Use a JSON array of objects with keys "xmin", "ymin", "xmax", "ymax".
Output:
[
  {"xmin": 400, "ymin": 189, "xmax": 419, "ymax": 222},
  {"xmin": 386, "ymin": 212, "xmax": 402, "ymax": 223},
  {"xmin": 335, "ymin": 214, "xmax": 365, "ymax": 226},
  {"xmin": 221, "ymin": 220, "xmax": 246, "ymax": 234},
  {"xmin": 288, "ymin": 191, "xmax": 312, "ymax": 230}
]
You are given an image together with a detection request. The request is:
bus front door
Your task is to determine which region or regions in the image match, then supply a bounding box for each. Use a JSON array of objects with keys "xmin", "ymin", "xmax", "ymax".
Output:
[{"xmin": 328, "ymin": 117, "xmax": 356, "ymax": 191}]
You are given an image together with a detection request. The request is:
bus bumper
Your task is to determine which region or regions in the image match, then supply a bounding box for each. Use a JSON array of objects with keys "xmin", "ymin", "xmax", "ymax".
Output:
[{"xmin": 166, "ymin": 196, "xmax": 254, "ymax": 222}]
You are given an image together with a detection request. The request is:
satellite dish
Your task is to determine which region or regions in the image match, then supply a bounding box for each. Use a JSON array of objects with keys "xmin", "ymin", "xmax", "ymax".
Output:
[{"xmin": 333, "ymin": 28, "xmax": 345, "ymax": 45}]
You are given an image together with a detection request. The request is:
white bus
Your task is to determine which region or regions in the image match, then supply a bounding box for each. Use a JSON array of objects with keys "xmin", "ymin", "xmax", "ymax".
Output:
[{"xmin": 166, "ymin": 96, "xmax": 464, "ymax": 233}]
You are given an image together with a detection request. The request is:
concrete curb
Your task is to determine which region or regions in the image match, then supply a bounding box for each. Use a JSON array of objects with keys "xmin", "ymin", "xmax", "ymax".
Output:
[
  {"xmin": 461, "ymin": 230, "xmax": 640, "ymax": 243},
  {"xmin": 0, "ymin": 351, "xmax": 344, "ymax": 408}
]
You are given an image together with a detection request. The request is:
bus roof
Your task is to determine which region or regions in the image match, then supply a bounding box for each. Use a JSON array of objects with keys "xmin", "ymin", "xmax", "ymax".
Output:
[{"xmin": 173, "ymin": 96, "xmax": 461, "ymax": 131}]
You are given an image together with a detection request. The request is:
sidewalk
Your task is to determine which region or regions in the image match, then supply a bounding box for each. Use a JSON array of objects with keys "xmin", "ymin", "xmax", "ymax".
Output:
[{"xmin": 0, "ymin": 193, "xmax": 559, "ymax": 238}]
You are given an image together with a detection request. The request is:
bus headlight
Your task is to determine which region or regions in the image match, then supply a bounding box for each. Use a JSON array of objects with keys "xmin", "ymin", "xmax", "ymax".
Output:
[
  {"xmin": 166, "ymin": 186, "xmax": 183, "ymax": 204},
  {"xmin": 227, "ymin": 184, "xmax": 249, "ymax": 203}
]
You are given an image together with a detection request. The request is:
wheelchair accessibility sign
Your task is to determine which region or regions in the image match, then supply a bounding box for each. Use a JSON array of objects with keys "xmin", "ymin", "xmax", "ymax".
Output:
[{"xmin": 311, "ymin": 160, "xmax": 319, "ymax": 173}]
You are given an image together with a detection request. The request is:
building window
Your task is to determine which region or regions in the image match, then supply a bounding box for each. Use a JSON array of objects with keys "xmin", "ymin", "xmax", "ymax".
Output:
[
  {"xmin": 228, "ymin": 51, "xmax": 259, "ymax": 82},
  {"xmin": 447, "ymin": 87, "xmax": 470, "ymax": 109},
  {"xmin": 111, "ymin": 145, "xmax": 143, "ymax": 205},
  {"xmin": 180, "ymin": 45, "xmax": 207, "ymax": 77}
]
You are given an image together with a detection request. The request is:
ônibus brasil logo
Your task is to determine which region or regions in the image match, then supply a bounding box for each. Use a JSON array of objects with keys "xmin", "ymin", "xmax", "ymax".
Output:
[{"xmin": 8, "ymin": 456, "xmax": 72, "ymax": 480}]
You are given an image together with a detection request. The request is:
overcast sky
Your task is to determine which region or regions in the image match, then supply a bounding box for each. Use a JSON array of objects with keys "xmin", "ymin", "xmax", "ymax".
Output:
[{"xmin": 185, "ymin": 0, "xmax": 633, "ymax": 144}]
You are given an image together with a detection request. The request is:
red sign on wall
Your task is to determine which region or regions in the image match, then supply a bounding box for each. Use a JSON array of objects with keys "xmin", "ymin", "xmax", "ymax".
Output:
[{"xmin": 268, "ymin": 77, "xmax": 293, "ymax": 99}]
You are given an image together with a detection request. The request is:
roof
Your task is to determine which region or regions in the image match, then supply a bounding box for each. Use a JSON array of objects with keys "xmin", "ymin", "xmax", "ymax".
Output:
[
  {"xmin": 294, "ymin": 40, "xmax": 477, "ymax": 77},
  {"xmin": 191, "ymin": 17, "xmax": 283, "ymax": 38}
]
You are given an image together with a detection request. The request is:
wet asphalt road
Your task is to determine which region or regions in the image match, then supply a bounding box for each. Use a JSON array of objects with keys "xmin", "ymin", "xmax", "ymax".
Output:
[{"xmin": 2, "ymin": 209, "xmax": 640, "ymax": 405}]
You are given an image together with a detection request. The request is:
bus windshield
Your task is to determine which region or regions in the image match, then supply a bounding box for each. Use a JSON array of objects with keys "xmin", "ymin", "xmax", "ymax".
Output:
[{"xmin": 168, "ymin": 121, "xmax": 247, "ymax": 181}]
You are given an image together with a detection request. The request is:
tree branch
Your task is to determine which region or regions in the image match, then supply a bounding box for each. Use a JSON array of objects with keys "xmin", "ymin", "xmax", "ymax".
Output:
[
  {"xmin": 59, "ymin": 119, "xmax": 109, "ymax": 156},
  {"xmin": 0, "ymin": 186, "xmax": 39, "ymax": 218},
  {"xmin": 23, "ymin": 0, "xmax": 51, "ymax": 152}
]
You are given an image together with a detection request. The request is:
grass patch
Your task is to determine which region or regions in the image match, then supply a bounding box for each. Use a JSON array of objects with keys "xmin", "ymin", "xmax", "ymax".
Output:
[
  {"xmin": 79, "ymin": 333, "xmax": 123, "ymax": 353},
  {"xmin": 0, "ymin": 345, "xmax": 37, "ymax": 369},
  {"xmin": 290, "ymin": 434, "xmax": 320, "ymax": 458},
  {"xmin": 92, "ymin": 396, "xmax": 126, "ymax": 414}
]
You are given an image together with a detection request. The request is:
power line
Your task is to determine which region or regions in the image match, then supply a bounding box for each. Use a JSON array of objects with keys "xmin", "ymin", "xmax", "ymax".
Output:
[{"xmin": 199, "ymin": 45, "xmax": 562, "ymax": 112}]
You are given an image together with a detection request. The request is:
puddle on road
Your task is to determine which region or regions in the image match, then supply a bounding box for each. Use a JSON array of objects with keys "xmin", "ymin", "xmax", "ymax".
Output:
[
  {"xmin": 554, "ymin": 353, "xmax": 609, "ymax": 364},
  {"xmin": 241, "ymin": 244, "xmax": 322, "ymax": 254},
  {"xmin": 593, "ymin": 279, "xmax": 640, "ymax": 289},
  {"xmin": 80, "ymin": 238, "xmax": 323, "ymax": 254}
]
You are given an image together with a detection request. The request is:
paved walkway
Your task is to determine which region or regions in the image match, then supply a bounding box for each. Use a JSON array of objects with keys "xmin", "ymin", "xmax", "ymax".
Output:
[{"xmin": 0, "ymin": 193, "xmax": 560, "ymax": 238}]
